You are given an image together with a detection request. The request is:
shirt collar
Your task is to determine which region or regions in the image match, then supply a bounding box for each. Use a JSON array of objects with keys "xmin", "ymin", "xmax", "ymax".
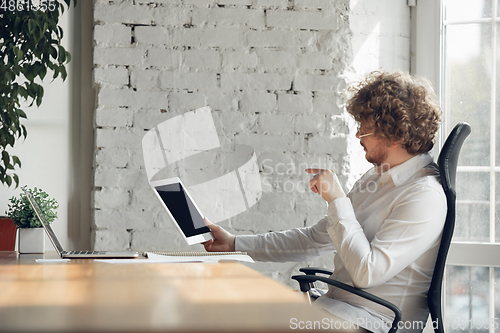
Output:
[{"xmin": 377, "ymin": 153, "xmax": 434, "ymax": 187}]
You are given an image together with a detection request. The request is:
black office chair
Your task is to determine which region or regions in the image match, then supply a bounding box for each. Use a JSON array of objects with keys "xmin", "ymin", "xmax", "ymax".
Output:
[
  {"xmin": 292, "ymin": 122, "xmax": 471, "ymax": 333},
  {"xmin": 428, "ymin": 121, "xmax": 470, "ymax": 333}
]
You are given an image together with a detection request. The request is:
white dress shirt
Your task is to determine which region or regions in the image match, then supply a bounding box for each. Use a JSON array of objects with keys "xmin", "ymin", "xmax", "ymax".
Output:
[{"xmin": 236, "ymin": 153, "xmax": 447, "ymax": 333}]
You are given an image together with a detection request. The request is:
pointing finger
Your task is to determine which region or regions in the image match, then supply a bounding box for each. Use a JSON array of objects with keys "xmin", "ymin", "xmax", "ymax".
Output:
[{"xmin": 305, "ymin": 168, "xmax": 325, "ymax": 174}]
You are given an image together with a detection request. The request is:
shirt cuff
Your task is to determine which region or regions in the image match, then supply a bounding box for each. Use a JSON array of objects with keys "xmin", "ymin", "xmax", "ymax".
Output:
[
  {"xmin": 235, "ymin": 235, "xmax": 257, "ymax": 252},
  {"xmin": 327, "ymin": 197, "xmax": 357, "ymax": 245},
  {"xmin": 327, "ymin": 197, "xmax": 356, "ymax": 222}
]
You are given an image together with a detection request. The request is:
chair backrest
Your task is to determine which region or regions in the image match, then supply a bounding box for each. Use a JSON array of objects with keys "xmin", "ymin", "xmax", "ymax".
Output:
[{"xmin": 428, "ymin": 122, "xmax": 471, "ymax": 333}]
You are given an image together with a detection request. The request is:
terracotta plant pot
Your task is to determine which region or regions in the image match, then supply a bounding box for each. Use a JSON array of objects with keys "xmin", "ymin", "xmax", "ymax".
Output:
[{"xmin": 0, "ymin": 217, "xmax": 17, "ymax": 251}]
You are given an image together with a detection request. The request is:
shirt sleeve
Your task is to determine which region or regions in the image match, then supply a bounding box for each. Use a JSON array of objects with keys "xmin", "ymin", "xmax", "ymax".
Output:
[
  {"xmin": 327, "ymin": 185, "xmax": 446, "ymax": 289},
  {"xmin": 235, "ymin": 217, "xmax": 336, "ymax": 262}
]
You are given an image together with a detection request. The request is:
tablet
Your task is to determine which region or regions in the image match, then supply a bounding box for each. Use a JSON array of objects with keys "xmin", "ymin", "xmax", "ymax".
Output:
[{"xmin": 150, "ymin": 177, "xmax": 214, "ymax": 245}]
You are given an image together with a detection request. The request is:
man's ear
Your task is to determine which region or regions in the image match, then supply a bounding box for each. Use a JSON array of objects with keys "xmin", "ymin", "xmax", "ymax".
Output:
[
  {"xmin": 391, "ymin": 140, "xmax": 402, "ymax": 148},
  {"xmin": 385, "ymin": 139, "xmax": 405, "ymax": 152},
  {"xmin": 384, "ymin": 138, "xmax": 400, "ymax": 148}
]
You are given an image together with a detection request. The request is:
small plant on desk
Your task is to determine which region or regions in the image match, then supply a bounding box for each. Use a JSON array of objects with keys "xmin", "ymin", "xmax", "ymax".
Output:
[
  {"xmin": 5, "ymin": 186, "xmax": 58, "ymax": 253},
  {"xmin": 6, "ymin": 186, "xmax": 59, "ymax": 228}
]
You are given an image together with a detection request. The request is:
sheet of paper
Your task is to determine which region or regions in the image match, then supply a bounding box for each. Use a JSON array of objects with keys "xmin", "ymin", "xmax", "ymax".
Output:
[
  {"xmin": 95, "ymin": 253, "xmax": 254, "ymax": 264},
  {"xmin": 146, "ymin": 252, "xmax": 255, "ymax": 263},
  {"xmin": 95, "ymin": 259, "xmax": 154, "ymax": 264},
  {"xmin": 35, "ymin": 259, "xmax": 71, "ymax": 263}
]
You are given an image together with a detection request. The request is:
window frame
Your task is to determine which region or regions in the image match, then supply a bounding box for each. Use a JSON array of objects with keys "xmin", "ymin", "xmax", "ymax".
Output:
[
  {"xmin": 411, "ymin": 1, "xmax": 500, "ymax": 331},
  {"xmin": 411, "ymin": 0, "xmax": 500, "ymax": 264}
]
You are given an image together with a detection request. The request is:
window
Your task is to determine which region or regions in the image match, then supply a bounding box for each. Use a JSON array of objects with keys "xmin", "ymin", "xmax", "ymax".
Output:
[
  {"xmin": 412, "ymin": 0, "xmax": 500, "ymax": 332},
  {"xmin": 443, "ymin": 0, "xmax": 499, "ymax": 244}
]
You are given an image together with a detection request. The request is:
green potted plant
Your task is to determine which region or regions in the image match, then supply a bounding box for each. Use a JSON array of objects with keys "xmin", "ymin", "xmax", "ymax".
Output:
[
  {"xmin": 5, "ymin": 186, "xmax": 58, "ymax": 253},
  {"xmin": 1, "ymin": 0, "xmax": 76, "ymax": 188}
]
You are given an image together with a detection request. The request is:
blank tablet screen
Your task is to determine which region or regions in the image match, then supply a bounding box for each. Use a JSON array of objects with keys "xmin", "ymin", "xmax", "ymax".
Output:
[{"xmin": 155, "ymin": 182, "xmax": 210, "ymax": 237}]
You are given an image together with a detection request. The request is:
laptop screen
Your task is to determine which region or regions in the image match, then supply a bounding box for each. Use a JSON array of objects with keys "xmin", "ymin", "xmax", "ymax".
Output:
[{"xmin": 24, "ymin": 190, "xmax": 65, "ymax": 255}]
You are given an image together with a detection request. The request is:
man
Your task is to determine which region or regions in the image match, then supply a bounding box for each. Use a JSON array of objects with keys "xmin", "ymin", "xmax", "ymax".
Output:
[{"xmin": 202, "ymin": 71, "xmax": 446, "ymax": 333}]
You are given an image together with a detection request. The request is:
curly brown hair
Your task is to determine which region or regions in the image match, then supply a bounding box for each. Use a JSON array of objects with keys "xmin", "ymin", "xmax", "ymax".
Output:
[{"xmin": 346, "ymin": 71, "xmax": 442, "ymax": 155}]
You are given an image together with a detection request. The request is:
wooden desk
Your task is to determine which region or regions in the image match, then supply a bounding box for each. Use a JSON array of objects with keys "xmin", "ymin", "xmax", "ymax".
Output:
[{"xmin": 0, "ymin": 251, "xmax": 363, "ymax": 332}]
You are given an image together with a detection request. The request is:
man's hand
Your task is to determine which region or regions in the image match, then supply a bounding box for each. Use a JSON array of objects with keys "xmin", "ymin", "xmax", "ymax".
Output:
[
  {"xmin": 202, "ymin": 217, "xmax": 236, "ymax": 252},
  {"xmin": 305, "ymin": 169, "xmax": 346, "ymax": 203}
]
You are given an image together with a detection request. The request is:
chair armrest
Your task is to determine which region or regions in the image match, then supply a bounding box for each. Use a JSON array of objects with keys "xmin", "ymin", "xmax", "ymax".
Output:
[
  {"xmin": 291, "ymin": 274, "xmax": 401, "ymax": 333},
  {"xmin": 299, "ymin": 267, "xmax": 334, "ymax": 276}
]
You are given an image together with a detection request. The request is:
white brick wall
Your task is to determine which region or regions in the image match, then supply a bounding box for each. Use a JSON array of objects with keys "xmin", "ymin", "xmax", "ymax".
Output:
[{"xmin": 92, "ymin": 0, "xmax": 410, "ymax": 286}]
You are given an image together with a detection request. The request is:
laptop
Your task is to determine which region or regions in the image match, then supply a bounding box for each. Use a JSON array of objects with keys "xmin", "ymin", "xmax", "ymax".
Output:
[{"xmin": 25, "ymin": 190, "xmax": 139, "ymax": 259}]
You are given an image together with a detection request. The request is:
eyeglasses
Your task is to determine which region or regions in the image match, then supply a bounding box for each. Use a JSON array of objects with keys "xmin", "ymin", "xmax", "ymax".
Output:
[
  {"xmin": 358, "ymin": 132, "xmax": 374, "ymax": 138},
  {"xmin": 356, "ymin": 126, "xmax": 374, "ymax": 139}
]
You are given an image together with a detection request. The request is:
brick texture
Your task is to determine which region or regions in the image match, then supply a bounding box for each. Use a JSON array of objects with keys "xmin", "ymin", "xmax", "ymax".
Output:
[{"xmin": 92, "ymin": 0, "xmax": 410, "ymax": 286}]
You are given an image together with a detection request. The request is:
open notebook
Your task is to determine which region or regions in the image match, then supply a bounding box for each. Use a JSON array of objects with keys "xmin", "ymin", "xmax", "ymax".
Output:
[{"xmin": 143, "ymin": 251, "xmax": 255, "ymax": 263}]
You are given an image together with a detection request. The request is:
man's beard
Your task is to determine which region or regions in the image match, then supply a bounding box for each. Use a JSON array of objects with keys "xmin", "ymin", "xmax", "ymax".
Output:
[{"xmin": 364, "ymin": 143, "xmax": 389, "ymax": 166}]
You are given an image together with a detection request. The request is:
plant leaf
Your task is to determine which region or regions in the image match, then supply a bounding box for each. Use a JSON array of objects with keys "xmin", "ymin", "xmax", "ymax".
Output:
[
  {"xmin": 39, "ymin": 65, "xmax": 47, "ymax": 80},
  {"xmin": 28, "ymin": 19, "xmax": 36, "ymax": 35},
  {"xmin": 5, "ymin": 70, "xmax": 15, "ymax": 82},
  {"xmin": 60, "ymin": 66, "xmax": 67, "ymax": 81},
  {"xmin": 52, "ymin": 66, "xmax": 60, "ymax": 80},
  {"xmin": 12, "ymin": 156, "xmax": 21, "ymax": 168},
  {"xmin": 13, "ymin": 174, "xmax": 19, "ymax": 188},
  {"xmin": 57, "ymin": 45, "xmax": 66, "ymax": 63},
  {"xmin": 6, "ymin": 176, "xmax": 12, "ymax": 187},
  {"xmin": 2, "ymin": 150, "xmax": 9, "ymax": 163},
  {"xmin": 49, "ymin": 45, "xmax": 57, "ymax": 59}
]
